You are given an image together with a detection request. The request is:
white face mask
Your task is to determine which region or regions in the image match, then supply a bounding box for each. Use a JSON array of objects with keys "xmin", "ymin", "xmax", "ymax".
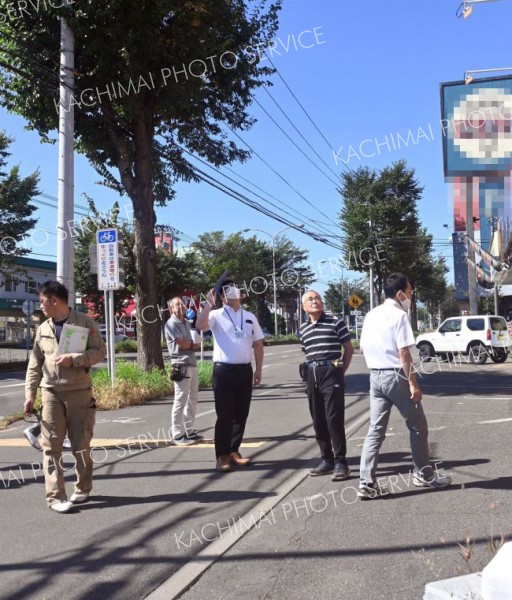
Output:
[
  {"xmin": 398, "ymin": 292, "xmax": 411, "ymax": 312},
  {"xmin": 224, "ymin": 285, "xmax": 241, "ymax": 300}
]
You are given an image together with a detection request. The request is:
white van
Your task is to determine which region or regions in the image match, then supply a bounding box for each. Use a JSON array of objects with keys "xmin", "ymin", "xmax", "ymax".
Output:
[{"xmin": 416, "ymin": 315, "xmax": 511, "ymax": 364}]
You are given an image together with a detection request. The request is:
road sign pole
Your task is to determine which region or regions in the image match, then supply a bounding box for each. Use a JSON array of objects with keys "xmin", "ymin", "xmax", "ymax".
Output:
[{"xmin": 26, "ymin": 313, "xmax": 30, "ymax": 362}]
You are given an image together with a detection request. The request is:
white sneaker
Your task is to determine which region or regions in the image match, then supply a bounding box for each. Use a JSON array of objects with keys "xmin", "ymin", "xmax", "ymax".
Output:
[
  {"xmin": 413, "ymin": 472, "xmax": 452, "ymax": 488},
  {"xmin": 70, "ymin": 491, "xmax": 89, "ymax": 504},
  {"xmin": 50, "ymin": 500, "xmax": 73, "ymax": 513},
  {"xmin": 23, "ymin": 427, "xmax": 42, "ymax": 451},
  {"xmin": 62, "ymin": 436, "xmax": 72, "ymax": 450}
]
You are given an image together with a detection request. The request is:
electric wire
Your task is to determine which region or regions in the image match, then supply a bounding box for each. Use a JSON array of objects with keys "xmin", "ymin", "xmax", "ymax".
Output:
[
  {"xmin": 0, "ymin": 43, "xmax": 345, "ymax": 248},
  {"xmin": 252, "ymin": 95, "xmax": 340, "ymax": 186},
  {"xmin": 266, "ymin": 56, "xmax": 355, "ymax": 175}
]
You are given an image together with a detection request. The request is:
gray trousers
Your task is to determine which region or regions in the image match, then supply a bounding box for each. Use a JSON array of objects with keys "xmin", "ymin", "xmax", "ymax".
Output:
[{"xmin": 359, "ymin": 369, "xmax": 434, "ymax": 484}]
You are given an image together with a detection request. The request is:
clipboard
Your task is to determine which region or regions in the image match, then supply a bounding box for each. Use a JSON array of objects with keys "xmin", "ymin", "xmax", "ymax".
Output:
[{"xmin": 57, "ymin": 324, "xmax": 90, "ymax": 355}]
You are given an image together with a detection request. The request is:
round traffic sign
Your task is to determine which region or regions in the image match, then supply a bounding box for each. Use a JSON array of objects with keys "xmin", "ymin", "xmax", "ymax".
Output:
[{"xmin": 22, "ymin": 300, "xmax": 35, "ymax": 316}]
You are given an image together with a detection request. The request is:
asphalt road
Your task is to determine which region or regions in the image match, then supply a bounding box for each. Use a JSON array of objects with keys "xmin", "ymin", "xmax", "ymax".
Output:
[{"xmin": 0, "ymin": 345, "xmax": 510, "ymax": 600}]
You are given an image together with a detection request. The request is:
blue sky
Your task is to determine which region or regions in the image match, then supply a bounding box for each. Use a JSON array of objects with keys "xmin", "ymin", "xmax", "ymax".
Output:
[{"xmin": 2, "ymin": 0, "xmax": 512, "ymax": 293}]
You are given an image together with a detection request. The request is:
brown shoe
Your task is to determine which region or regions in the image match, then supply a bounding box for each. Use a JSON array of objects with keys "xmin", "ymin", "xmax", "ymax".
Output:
[
  {"xmin": 228, "ymin": 452, "xmax": 251, "ymax": 466},
  {"xmin": 216, "ymin": 455, "xmax": 232, "ymax": 472}
]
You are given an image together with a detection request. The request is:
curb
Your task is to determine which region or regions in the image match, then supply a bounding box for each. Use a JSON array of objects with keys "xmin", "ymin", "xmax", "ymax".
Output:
[{"xmin": 145, "ymin": 409, "xmax": 371, "ymax": 600}]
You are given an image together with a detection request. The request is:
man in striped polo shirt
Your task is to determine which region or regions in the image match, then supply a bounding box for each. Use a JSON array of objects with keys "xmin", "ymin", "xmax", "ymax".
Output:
[{"xmin": 299, "ymin": 290, "xmax": 354, "ymax": 481}]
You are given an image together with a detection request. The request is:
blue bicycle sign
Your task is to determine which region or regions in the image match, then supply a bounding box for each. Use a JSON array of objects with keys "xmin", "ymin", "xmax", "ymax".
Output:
[{"xmin": 98, "ymin": 229, "xmax": 117, "ymax": 244}]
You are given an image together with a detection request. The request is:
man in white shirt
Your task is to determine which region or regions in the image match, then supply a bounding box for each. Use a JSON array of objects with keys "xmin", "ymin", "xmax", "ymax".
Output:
[
  {"xmin": 196, "ymin": 279, "xmax": 264, "ymax": 472},
  {"xmin": 358, "ymin": 272, "xmax": 451, "ymax": 499}
]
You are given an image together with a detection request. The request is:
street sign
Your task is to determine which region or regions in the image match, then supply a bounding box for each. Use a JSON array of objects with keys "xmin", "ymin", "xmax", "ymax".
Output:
[
  {"xmin": 97, "ymin": 228, "xmax": 120, "ymax": 290},
  {"xmin": 22, "ymin": 300, "xmax": 35, "ymax": 316},
  {"xmin": 350, "ymin": 310, "xmax": 362, "ymax": 316},
  {"xmin": 347, "ymin": 294, "xmax": 363, "ymax": 309}
]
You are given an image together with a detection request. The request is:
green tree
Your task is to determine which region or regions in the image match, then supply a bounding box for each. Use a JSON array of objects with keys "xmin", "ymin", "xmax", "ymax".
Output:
[
  {"xmin": 338, "ymin": 160, "xmax": 429, "ymax": 304},
  {"xmin": 414, "ymin": 256, "xmax": 448, "ymax": 330},
  {"xmin": 0, "ymin": 0, "xmax": 281, "ymax": 369},
  {"xmin": 0, "ymin": 131, "xmax": 39, "ymax": 280},
  {"xmin": 192, "ymin": 231, "xmax": 313, "ymax": 330},
  {"xmin": 324, "ymin": 277, "xmax": 369, "ymax": 318}
]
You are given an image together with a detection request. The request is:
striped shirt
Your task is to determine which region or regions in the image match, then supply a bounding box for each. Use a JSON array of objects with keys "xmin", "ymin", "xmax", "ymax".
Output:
[{"xmin": 299, "ymin": 313, "xmax": 351, "ymax": 361}]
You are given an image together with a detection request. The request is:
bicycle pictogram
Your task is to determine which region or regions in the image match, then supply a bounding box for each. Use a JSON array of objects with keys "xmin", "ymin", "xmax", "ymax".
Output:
[{"xmin": 98, "ymin": 230, "xmax": 116, "ymax": 243}]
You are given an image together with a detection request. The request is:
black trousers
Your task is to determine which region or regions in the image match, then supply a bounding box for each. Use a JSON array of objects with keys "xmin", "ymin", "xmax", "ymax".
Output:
[
  {"xmin": 212, "ymin": 363, "xmax": 253, "ymax": 458},
  {"xmin": 306, "ymin": 364, "xmax": 347, "ymax": 462}
]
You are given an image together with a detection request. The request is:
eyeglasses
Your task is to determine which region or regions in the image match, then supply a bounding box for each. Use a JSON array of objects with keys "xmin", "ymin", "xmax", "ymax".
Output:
[{"xmin": 304, "ymin": 296, "xmax": 322, "ymax": 304}]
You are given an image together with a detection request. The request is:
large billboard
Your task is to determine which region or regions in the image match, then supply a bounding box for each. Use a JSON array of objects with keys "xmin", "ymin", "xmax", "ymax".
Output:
[
  {"xmin": 440, "ymin": 76, "xmax": 512, "ymax": 301},
  {"xmin": 441, "ymin": 76, "xmax": 512, "ymax": 176}
]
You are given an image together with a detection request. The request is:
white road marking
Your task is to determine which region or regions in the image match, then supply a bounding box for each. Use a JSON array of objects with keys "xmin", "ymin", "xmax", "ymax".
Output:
[
  {"xmin": 196, "ymin": 409, "xmax": 215, "ymax": 418},
  {"xmin": 463, "ymin": 396, "xmax": 512, "ymax": 400},
  {"xmin": 0, "ymin": 383, "xmax": 25, "ymax": 389},
  {"xmin": 478, "ymin": 417, "xmax": 512, "ymax": 424}
]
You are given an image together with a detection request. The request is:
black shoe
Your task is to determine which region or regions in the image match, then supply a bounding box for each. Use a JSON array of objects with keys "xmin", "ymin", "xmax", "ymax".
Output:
[
  {"xmin": 309, "ymin": 460, "xmax": 334, "ymax": 477},
  {"xmin": 331, "ymin": 462, "xmax": 351, "ymax": 482}
]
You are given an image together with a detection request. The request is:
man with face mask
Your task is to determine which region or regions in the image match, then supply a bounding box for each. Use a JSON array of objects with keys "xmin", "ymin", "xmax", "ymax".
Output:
[
  {"xmin": 196, "ymin": 279, "xmax": 264, "ymax": 472},
  {"xmin": 358, "ymin": 272, "xmax": 451, "ymax": 499}
]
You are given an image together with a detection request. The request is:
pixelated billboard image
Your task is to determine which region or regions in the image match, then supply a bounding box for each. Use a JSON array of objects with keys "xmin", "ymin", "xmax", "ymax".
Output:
[{"xmin": 441, "ymin": 76, "xmax": 512, "ymax": 176}]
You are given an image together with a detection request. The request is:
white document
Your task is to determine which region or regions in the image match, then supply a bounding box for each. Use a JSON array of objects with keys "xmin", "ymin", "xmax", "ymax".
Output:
[{"xmin": 57, "ymin": 324, "xmax": 90, "ymax": 355}]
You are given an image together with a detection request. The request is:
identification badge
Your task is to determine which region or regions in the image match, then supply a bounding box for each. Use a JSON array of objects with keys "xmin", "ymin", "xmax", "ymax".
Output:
[{"xmin": 235, "ymin": 329, "xmax": 247, "ymax": 338}]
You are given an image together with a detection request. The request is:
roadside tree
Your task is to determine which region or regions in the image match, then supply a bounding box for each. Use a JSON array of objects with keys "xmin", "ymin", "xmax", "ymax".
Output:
[
  {"xmin": 0, "ymin": 131, "xmax": 39, "ymax": 281},
  {"xmin": 0, "ymin": 0, "xmax": 281, "ymax": 369}
]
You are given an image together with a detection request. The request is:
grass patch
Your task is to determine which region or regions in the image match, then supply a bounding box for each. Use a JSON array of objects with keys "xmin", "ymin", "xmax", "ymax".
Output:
[
  {"xmin": 0, "ymin": 360, "xmax": 215, "ymax": 428},
  {"xmin": 92, "ymin": 360, "xmax": 214, "ymax": 410},
  {"xmin": 115, "ymin": 339, "xmax": 138, "ymax": 353},
  {"xmin": 197, "ymin": 361, "xmax": 213, "ymax": 388},
  {"xmin": 92, "ymin": 361, "xmax": 172, "ymax": 410}
]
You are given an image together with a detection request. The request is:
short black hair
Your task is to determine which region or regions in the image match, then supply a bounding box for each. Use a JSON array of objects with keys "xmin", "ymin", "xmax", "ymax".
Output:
[
  {"xmin": 383, "ymin": 273, "xmax": 409, "ymax": 299},
  {"xmin": 39, "ymin": 280, "xmax": 69, "ymax": 303}
]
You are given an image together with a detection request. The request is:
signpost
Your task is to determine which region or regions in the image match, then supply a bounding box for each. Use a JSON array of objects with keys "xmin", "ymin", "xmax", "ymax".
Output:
[
  {"xmin": 22, "ymin": 300, "xmax": 35, "ymax": 361},
  {"xmin": 348, "ymin": 295, "xmax": 364, "ymax": 340},
  {"xmin": 347, "ymin": 294, "xmax": 363, "ymax": 309},
  {"xmin": 97, "ymin": 228, "xmax": 121, "ymax": 386}
]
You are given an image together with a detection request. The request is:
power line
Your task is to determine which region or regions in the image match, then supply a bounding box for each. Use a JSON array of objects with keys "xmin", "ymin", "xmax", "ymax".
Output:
[
  {"xmin": 252, "ymin": 95, "xmax": 339, "ymax": 186},
  {"xmin": 0, "ymin": 44, "xmax": 344, "ymax": 250},
  {"xmin": 266, "ymin": 56, "xmax": 355, "ymax": 176},
  {"xmin": 260, "ymin": 86, "xmax": 341, "ymax": 180}
]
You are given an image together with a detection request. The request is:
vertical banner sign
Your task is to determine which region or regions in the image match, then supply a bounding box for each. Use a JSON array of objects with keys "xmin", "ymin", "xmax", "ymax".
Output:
[{"xmin": 97, "ymin": 228, "xmax": 120, "ymax": 290}]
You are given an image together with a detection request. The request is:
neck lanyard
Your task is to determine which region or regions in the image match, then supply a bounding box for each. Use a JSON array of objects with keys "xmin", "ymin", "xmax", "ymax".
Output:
[{"xmin": 224, "ymin": 307, "xmax": 243, "ymax": 331}]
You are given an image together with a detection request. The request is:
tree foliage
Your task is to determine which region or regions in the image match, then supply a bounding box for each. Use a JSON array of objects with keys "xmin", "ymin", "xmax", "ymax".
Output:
[
  {"xmin": 191, "ymin": 230, "xmax": 313, "ymax": 330},
  {"xmin": 0, "ymin": 0, "xmax": 281, "ymax": 369},
  {"xmin": 338, "ymin": 159, "xmax": 447, "ymax": 325},
  {"xmin": 323, "ymin": 277, "xmax": 369, "ymax": 318},
  {"xmin": 0, "ymin": 130, "xmax": 39, "ymax": 281}
]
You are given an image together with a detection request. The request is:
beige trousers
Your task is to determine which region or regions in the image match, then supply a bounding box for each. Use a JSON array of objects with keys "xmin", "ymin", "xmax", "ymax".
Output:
[{"xmin": 40, "ymin": 388, "xmax": 96, "ymax": 506}]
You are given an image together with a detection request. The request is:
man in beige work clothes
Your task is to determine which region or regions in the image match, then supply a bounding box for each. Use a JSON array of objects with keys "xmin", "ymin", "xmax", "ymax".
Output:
[{"xmin": 24, "ymin": 281, "xmax": 106, "ymax": 513}]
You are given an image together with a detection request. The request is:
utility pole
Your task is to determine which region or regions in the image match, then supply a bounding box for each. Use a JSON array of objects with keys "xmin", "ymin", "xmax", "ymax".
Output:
[
  {"xmin": 368, "ymin": 217, "xmax": 375, "ymax": 310},
  {"xmin": 56, "ymin": 15, "xmax": 75, "ymax": 305},
  {"xmin": 465, "ymin": 177, "xmax": 478, "ymax": 315}
]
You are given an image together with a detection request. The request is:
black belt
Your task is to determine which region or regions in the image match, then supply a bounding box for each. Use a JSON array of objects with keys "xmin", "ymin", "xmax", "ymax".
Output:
[
  {"xmin": 214, "ymin": 362, "xmax": 251, "ymax": 368},
  {"xmin": 371, "ymin": 367, "xmax": 401, "ymax": 371},
  {"xmin": 306, "ymin": 359, "xmax": 343, "ymax": 368}
]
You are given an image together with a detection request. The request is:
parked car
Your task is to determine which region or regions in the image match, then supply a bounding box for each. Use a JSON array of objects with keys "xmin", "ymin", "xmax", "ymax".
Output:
[
  {"xmin": 416, "ymin": 315, "xmax": 511, "ymax": 365},
  {"xmin": 99, "ymin": 326, "xmax": 129, "ymax": 345}
]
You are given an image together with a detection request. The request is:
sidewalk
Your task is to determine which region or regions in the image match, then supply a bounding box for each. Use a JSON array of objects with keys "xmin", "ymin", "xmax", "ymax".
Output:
[
  {"xmin": 172, "ymin": 389, "xmax": 512, "ymax": 600},
  {"xmin": 1, "ymin": 355, "xmax": 510, "ymax": 600}
]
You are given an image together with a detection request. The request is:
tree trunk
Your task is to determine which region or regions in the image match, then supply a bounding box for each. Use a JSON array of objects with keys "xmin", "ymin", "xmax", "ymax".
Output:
[
  {"xmin": 128, "ymin": 106, "xmax": 164, "ymax": 371},
  {"xmin": 132, "ymin": 199, "xmax": 164, "ymax": 370}
]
